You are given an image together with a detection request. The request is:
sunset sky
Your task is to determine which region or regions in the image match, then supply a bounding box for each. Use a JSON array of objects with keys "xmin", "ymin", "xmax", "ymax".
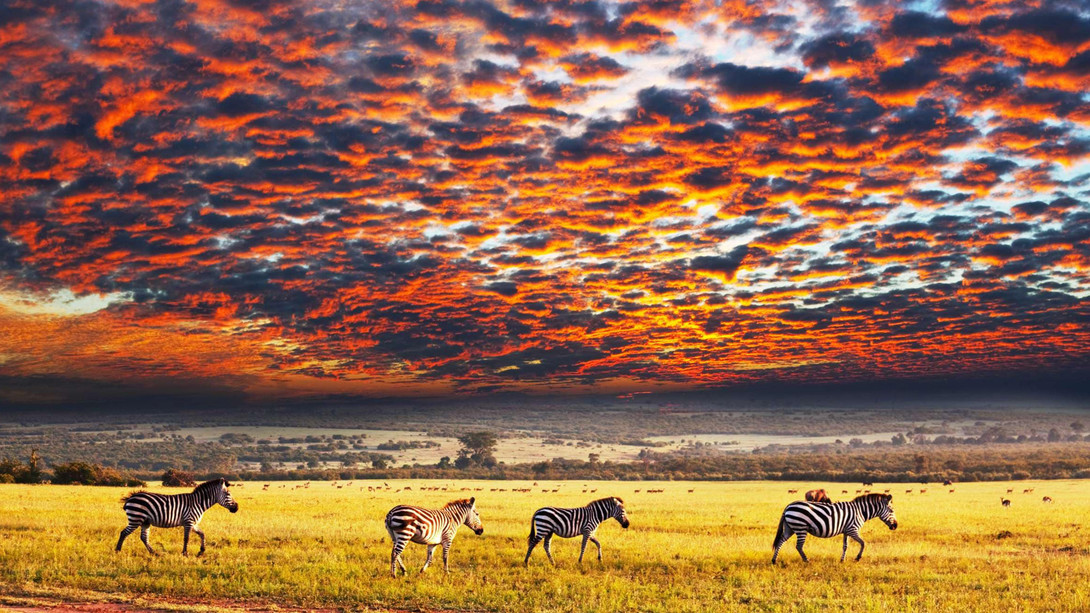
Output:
[{"xmin": 1, "ymin": 0, "xmax": 1088, "ymax": 405}]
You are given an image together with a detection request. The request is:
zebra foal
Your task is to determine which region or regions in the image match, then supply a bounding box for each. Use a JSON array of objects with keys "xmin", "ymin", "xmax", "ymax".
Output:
[
  {"xmin": 385, "ymin": 497, "xmax": 484, "ymax": 576},
  {"xmin": 525, "ymin": 497, "xmax": 629, "ymax": 565},
  {"xmin": 116, "ymin": 477, "xmax": 239, "ymax": 556},
  {"xmin": 772, "ymin": 493, "xmax": 897, "ymax": 564}
]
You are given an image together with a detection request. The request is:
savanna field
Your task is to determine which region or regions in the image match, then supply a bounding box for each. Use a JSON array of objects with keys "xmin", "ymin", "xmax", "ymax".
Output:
[{"xmin": 0, "ymin": 480, "xmax": 1088, "ymax": 612}]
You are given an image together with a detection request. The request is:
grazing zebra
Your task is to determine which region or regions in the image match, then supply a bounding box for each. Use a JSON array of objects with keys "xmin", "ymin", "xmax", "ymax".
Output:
[
  {"xmin": 805, "ymin": 489, "xmax": 832, "ymax": 503},
  {"xmin": 385, "ymin": 498, "xmax": 483, "ymax": 576},
  {"xmin": 772, "ymin": 493, "xmax": 898, "ymax": 564},
  {"xmin": 116, "ymin": 477, "xmax": 239, "ymax": 556},
  {"xmin": 1001, "ymin": 498, "xmax": 1011, "ymax": 507},
  {"xmin": 525, "ymin": 497, "xmax": 630, "ymax": 565}
]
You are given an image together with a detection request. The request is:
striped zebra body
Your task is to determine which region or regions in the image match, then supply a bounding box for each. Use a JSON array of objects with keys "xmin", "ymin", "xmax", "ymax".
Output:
[
  {"xmin": 116, "ymin": 478, "xmax": 239, "ymax": 556},
  {"xmin": 772, "ymin": 493, "xmax": 897, "ymax": 564},
  {"xmin": 385, "ymin": 498, "xmax": 483, "ymax": 576},
  {"xmin": 524, "ymin": 497, "xmax": 630, "ymax": 565}
]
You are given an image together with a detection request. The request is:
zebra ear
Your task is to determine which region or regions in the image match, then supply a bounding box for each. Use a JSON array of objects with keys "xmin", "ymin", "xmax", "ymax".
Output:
[{"xmin": 469, "ymin": 497, "xmax": 475, "ymax": 505}]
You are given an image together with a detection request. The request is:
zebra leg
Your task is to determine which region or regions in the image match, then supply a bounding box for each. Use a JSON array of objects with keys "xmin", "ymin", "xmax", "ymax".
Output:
[
  {"xmin": 390, "ymin": 538, "xmax": 407, "ymax": 577},
  {"xmin": 588, "ymin": 535, "xmax": 603, "ymax": 562},
  {"xmin": 422, "ymin": 544, "xmax": 437, "ymax": 573},
  {"xmin": 795, "ymin": 533, "xmax": 809, "ymax": 563},
  {"xmin": 772, "ymin": 532, "xmax": 788, "ymax": 564},
  {"xmin": 116, "ymin": 524, "xmax": 138, "ymax": 552},
  {"xmin": 543, "ymin": 534, "xmax": 555, "ymax": 565},
  {"xmin": 525, "ymin": 534, "xmax": 542, "ymax": 566},
  {"xmin": 441, "ymin": 537, "xmax": 452, "ymax": 573},
  {"xmin": 140, "ymin": 526, "xmax": 156, "ymax": 555},
  {"xmin": 850, "ymin": 533, "xmax": 866, "ymax": 561},
  {"xmin": 192, "ymin": 526, "xmax": 206, "ymax": 556},
  {"xmin": 841, "ymin": 534, "xmax": 849, "ymax": 562},
  {"xmin": 182, "ymin": 526, "xmax": 191, "ymax": 556},
  {"xmin": 578, "ymin": 533, "xmax": 590, "ymax": 564}
]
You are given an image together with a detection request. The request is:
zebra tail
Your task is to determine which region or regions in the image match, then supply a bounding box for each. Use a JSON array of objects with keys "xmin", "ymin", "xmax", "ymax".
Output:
[
  {"xmin": 528, "ymin": 519, "xmax": 536, "ymax": 544},
  {"xmin": 773, "ymin": 513, "xmax": 788, "ymax": 549}
]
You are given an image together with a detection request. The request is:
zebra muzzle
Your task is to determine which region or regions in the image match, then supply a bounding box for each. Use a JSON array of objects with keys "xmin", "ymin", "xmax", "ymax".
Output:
[{"xmin": 474, "ymin": 528, "xmax": 484, "ymax": 535}]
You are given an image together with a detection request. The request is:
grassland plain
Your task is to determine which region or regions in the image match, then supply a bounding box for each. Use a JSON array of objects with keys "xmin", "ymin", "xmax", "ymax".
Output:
[{"xmin": 0, "ymin": 480, "xmax": 1087, "ymax": 612}]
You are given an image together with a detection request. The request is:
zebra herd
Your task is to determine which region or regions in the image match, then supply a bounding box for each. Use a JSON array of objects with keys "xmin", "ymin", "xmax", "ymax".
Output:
[{"xmin": 114, "ymin": 478, "xmax": 899, "ymax": 570}]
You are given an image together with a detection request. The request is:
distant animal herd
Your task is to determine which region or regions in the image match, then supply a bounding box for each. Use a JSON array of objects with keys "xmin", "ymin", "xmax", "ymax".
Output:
[{"xmin": 114, "ymin": 478, "xmax": 1059, "ymax": 572}]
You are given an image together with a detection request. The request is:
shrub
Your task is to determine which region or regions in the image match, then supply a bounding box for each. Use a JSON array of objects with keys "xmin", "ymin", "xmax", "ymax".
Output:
[{"xmin": 161, "ymin": 468, "xmax": 196, "ymax": 487}]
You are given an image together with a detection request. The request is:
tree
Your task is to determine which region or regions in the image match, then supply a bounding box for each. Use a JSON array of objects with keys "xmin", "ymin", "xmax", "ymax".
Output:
[
  {"xmin": 1072, "ymin": 421, "xmax": 1085, "ymax": 433},
  {"xmin": 456, "ymin": 431, "xmax": 498, "ymax": 468},
  {"xmin": 372, "ymin": 458, "xmax": 389, "ymax": 469},
  {"xmin": 162, "ymin": 468, "xmax": 196, "ymax": 487},
  {"xmin": 20, "ymin": 449, "xmax": 44, "ymax": 484},
  {"xmin": 436, "ymin": 456, "xmax": 452, "ymax": 469}
]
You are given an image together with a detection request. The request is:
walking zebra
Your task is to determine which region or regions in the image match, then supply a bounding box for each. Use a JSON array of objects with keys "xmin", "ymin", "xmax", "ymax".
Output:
[
  {"xmin": 524, "ymin": 497, "xmax": 630, "ymax": 565},
  {"xmin": 116, "ymin": 477, "xmax": 239, "ymax": 556},
  {"xmin": 385, "ymin": 497, "xmax": 483, "ymax": 576},
  {"xmin": 772, "ymin": 493, "xmax": 897, "ymax": 564}
]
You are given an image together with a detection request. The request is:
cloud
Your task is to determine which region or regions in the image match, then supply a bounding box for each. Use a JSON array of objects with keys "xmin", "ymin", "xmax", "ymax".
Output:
[{"xmin": 0, "ymin": 0, "xmax": 1086, "ymax": 403}]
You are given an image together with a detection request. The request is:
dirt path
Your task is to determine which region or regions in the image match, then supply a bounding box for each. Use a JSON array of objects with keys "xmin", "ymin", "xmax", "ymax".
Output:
[
  {"xmin": 0, "ymin": 595, "xmax": 475, "ymax": 613},
  {"xmin": 0, "ymin": 595, "xmax": 341, "ymax": 613}
]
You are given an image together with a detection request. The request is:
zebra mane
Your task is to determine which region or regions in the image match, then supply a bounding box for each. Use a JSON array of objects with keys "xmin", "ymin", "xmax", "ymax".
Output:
[
  {"xmin": 852, "ymin": 493, "xmax": 892, "ymax": 505},
  {"xmin": 442, "ymin": 498, "xmax": 474, "ymax": 509},
  {"xmin": 193, "ymin": 478, "xmax": 227, "ymax": 494},
  {"xmin": 120, "ymin": 490, "xmax": 143, "ymax": 503}
]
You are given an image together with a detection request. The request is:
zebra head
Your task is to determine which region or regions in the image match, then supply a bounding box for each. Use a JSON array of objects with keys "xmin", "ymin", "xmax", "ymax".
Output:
[
  {"xmin": 464, "ymin": 497, "xmax": 484, "ymax": 535},
  {"xmin": 612, "ymin": 497, "xmax": 630, "ymax": 529},
  {"xmin": 877, "ymin": 494, "xmax": 897, "ymax": 530},
  {"xmin": 217, "ymin": 478, "xmax": 239, "ymax": 513}
]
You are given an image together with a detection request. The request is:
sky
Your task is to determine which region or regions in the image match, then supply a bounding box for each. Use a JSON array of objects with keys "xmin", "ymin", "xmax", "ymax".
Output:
[{"xmin": 0, "ymin": 0, "xmax": 1088, "ymax": 405}]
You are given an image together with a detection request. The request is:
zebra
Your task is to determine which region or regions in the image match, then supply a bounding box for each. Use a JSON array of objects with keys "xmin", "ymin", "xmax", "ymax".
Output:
[
  {"xmin": 385, "ymin": 497, "xmax": 483, "ymax": 576},
  {"xmin": 772, "ymin": 493, "xmax": 897, "ymax": 564},
  {"xmin": 116, "ymin": 477, "xmax": 239, "ymax": 556},
  {"xmin": 524, "ymin": 497, "xmax": 629, "ymax": 565}
]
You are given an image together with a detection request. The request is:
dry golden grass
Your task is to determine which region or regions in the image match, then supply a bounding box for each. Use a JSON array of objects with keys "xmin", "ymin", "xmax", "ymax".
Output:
[{"xmin": 1, "ymin": 479, "xmax": 1087, "ymax": 612}]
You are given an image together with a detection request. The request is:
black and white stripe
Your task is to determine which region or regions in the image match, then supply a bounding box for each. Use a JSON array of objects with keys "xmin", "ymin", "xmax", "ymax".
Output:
[
  {"xmin": 772, "ymin": 493, "xmax": 897, "ymax": 563},
  {"xmin": 116, "ymin": 477, "xmax": 239, "ymax": 556},
  {"xmin": 524, "ymin": 497, "xmax": 630, "ymax": 565},
  {"xmin": 385, "ymin": 497, "xmax": 483, "ymax": 576}
]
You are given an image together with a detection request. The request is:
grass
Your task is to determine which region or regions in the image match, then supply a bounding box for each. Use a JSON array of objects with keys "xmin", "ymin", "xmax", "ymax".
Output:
[{"xmin": 0, "ymin": 479, "xmax": 1087, "ymax": 612}]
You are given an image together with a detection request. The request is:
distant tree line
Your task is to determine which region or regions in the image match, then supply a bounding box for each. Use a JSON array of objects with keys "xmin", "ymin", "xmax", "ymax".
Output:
[
  {"xmin": 4, "ymin": 433, "xmax": 1090, "ymax": 485},
  {"xmin": 0, "ymin": 450, "xmax": 145, "ymax": 486}
]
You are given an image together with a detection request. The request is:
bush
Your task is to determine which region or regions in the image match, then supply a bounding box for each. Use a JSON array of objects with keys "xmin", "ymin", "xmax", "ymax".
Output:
[
  {"xmin": 161, "ymin": 468, "xmax": 196, "ymax": 487},
  {"xmin": 51, "ymin": 462, "xmax": 141, "ymax": 486}
]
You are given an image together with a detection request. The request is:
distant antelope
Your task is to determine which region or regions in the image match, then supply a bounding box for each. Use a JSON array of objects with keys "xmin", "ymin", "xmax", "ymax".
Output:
[
  {"xmin": 787, "ymin": 489, "xmax": 798, "ymax": 494},
  {"xmin": 1007, "ymin": 488, "xmax": 1014, "ymax": 494},
  {"xmin": 905, "ymin": 490, "xmax": 913, "ymax": 494},
  {"xmin": 805, "ymin": 489, "xmax": 831, "ymax": 503},
  {"xmin": 841, "ymin": 490, "xmax": 848, "ymax": 495},
  {"xmin": 920, "ymin": 489, "xmax": 927, "ymax": 494},
  {"xmin": 1043, "ymin": 496, "xmax": 1053, "ymax": 503},
  {"xmin": 1023, "ymin": 488, "xmax": 1034, "ymax": 494},
  {"xmin": 1001, "ymin": 498, "xmax": 1011, "ymax": 507}
]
